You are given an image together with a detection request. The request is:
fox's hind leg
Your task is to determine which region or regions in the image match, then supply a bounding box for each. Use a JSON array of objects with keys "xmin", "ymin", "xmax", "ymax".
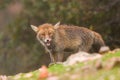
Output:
[{"xmin": 56, "ymin": 53, "xmax": 64, "ymax": 62}]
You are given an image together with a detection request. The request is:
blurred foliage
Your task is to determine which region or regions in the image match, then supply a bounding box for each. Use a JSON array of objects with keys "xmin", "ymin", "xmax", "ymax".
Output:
[
  {"xmin": 0, "ymin": 0, "xmax": 120, "ymax": 75},
  {"xmin": 21, "ymin": 0, "xmax": 120, "ymax": 48},
  {"xmin": 0, "ymin": 0, "xmax": 11, "ymax": 9}
]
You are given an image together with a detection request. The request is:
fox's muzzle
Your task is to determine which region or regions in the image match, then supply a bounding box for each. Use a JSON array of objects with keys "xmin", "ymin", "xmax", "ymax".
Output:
[{"xmin": 44, "ymin": 38, "xmax": 51, "ymax": 46}]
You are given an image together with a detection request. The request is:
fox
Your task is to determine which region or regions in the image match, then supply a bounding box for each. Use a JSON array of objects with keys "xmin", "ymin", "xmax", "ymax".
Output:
[{"xmin": 31, "ymin": 22, "xmax": 105, "ymax": 63}]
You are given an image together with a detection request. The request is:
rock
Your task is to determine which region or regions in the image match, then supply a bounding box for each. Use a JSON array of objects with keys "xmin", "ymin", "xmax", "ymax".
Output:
[
  {"xmin": 104, "ymin": 57, "xmax": 120, "ymax": 70},
  {"xmin": 94, "ymin": 60, "xmax": 103, "ymax": 70},
  {"xmin": 110, "ymin": 48, "xmax": 120, "ymax": 54},
  {"xmin": 13, "ymin": 73, "xmax": 22, "ymax": 80},
  {"xmin": 113, "ymin": 48, "xmax": 120, "ymax": 52},
  {"xmin": 0, "ymin": 75, "xmax": 8, "ymax": 80},
  {"xmin": 63, "ymin": 51, "xmax": 102, "ymax": 66},
  {"xmin": 47, "ymin": 76, "xmax": 59, "ymax": 80},
  {"xmin": 24, "ymin": 73, "xmax": 33, "ymax": 78}
]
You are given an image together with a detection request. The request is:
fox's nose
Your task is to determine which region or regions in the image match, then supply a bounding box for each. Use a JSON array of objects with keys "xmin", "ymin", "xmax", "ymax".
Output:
[
  {"xmin": 46, "ymin": 39, "xmax": 50, "ymax": 42},
  {"xmin": 44, "ymin": 38, "xmax": 51, "ymax": 43}
]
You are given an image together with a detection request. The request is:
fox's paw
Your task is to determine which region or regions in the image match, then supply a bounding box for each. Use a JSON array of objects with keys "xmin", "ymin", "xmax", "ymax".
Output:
[
  {"xmin": 49, "ymin": 62, "xmax": 63, "ymax": 67},
  {"xmin": 49, "ymin": 62, "xmax": 56, "ymax": 67}
]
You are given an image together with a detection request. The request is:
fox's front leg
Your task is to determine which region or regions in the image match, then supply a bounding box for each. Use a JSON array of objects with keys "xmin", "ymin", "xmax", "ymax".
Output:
[
  {"xmin": 49, "ymin": 52, "xmax": 56, "ymax": 63},
  {"xmin": 44, "ymin": 48, "xmax": 56, "ymax": 64},
  {"xmin": 52, "ymin": 53, "xmax": 63, "ymax": 63},
  {"xmin": 49, "ymin": 53, "xmax": 58, "ymax": 66}
]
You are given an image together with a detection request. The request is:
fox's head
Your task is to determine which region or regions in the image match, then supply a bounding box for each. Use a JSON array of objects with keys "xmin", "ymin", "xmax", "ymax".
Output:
[{"xmin": 31, "ymin": 22, "xmax": 60, "ymax": 46}]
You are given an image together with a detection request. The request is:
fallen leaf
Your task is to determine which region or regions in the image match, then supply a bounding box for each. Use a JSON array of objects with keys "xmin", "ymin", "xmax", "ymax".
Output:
[{"xmin": 39, "ymin": 65, "xmax": 49, "ymax": 79}]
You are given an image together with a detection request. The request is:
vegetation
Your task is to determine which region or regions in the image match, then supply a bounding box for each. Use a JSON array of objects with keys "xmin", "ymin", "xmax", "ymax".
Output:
[
  {"xmin": 7, "ymin": 50, "xmax": 120, "ymax": 80},
  {"xmin": 0, "ymin": 0, "xmax": 120, "ymax": 75}
]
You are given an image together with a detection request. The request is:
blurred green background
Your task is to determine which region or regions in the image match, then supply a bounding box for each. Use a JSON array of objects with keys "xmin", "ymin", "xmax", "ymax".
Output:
[{"xmin": 0, "ymin": 0, "xmax": 120, "ymax": 75}]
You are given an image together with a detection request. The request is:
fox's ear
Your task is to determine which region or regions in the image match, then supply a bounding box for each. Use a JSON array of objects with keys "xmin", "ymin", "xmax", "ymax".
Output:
[
  {"xmin": 31, "ymin": 25, "xmax": 38, "ymax": 32},
  {"xmin": 54, "ymin": 21, "xmax": 60, "ymax": 29}
]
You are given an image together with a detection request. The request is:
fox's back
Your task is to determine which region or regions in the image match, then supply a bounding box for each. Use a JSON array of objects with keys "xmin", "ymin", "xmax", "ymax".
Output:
[
  {"xmin": 54, "ymin": 25, "xmax": 95, "ymax": 52},
  {"xmin": 58, "ymin": 25, "xmax": 94, "ymax": 38}
]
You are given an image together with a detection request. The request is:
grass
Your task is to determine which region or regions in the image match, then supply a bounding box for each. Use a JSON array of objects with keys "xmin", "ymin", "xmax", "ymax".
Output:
[
  {"xmin": 48, "ymin": 64, "xmax": 66, "ymax": 74},
  {"xmin": 8, "ymin": 50, "xmax": 120, "ymax": 80},
  {"xmin": 9, "ymin": 70, "xmax": 39, "ymax": 80}
]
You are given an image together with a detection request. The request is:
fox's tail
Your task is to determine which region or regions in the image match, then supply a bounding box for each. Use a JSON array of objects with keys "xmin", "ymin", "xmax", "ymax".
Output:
[
  {"xmin": 94, "ymin": 32, "xmax": 105, "ymax": 46},
  {"xmin": 92, "ymin": 32, "xmax": 106, "ymax": 52}
]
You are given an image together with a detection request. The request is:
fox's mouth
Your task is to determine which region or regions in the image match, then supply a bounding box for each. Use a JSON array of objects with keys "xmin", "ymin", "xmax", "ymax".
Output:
[
  {"xmin": 45, "ymin": 41, "xmax": 51, "ymax": 46},
  {"xmin": 43, "ymin": 38, "xmax": 52, "ymax": 46}
]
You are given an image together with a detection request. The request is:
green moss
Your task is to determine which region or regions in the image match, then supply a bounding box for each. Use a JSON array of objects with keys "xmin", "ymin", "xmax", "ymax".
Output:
[
  {"xmin": 102, "ymin": 51, "xmax": 120, "ymax": 61},
  {"xmin": 48, "ymin": 64, "xmax": 66, "ymax": 74},
  {"xmin": 9, "ymin": 51, "xmax": 120, "ymax": 80}
]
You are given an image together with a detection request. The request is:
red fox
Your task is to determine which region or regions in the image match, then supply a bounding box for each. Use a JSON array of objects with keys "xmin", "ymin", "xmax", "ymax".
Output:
[{"xmin": 31, "ymin": 22, "xmax": 105, "ymax": 63}]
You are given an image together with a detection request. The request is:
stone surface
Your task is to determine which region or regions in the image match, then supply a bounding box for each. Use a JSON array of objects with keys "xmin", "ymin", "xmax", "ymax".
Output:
[{"xmin": 63, "ymin": 51, "xmax": 102, "ymax": 66}]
